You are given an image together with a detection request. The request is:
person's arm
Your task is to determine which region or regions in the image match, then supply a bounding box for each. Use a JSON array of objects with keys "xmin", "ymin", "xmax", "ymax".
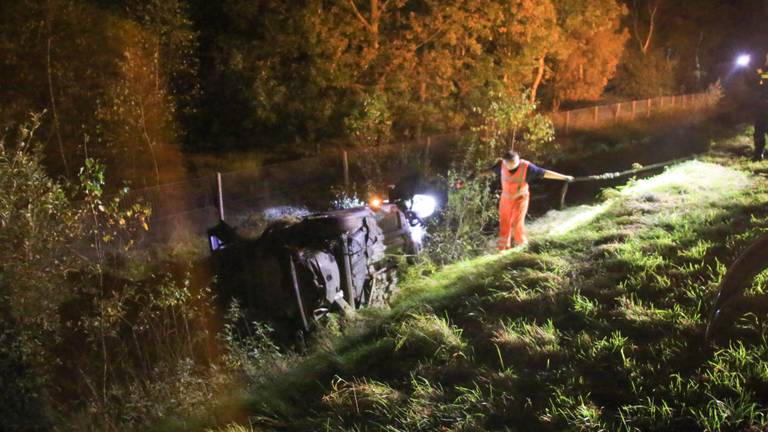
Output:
[
  {"xmin": 527, "ymin": 162, "xmax": 573, "ymax": 182},
  {"xmin": 542, "ymin": 169, "xmax": 574, "ymax": 182}
]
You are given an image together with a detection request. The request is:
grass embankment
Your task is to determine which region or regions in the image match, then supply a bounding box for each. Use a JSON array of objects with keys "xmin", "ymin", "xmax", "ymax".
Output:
[{"xmin": 197, "ymin": 144, "xmax": 768, "ymax": 431}]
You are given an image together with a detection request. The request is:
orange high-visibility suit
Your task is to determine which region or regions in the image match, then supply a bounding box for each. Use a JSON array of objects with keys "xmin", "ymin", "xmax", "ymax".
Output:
[{"xmin": 498, "ymin": 160, "xmax": 530, "ymax": 250}]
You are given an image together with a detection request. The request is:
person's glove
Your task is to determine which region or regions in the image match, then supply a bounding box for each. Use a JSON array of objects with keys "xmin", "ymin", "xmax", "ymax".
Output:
[{"xmin": 565, "ymin": 176, "xmax": 575, "ymax": 183}]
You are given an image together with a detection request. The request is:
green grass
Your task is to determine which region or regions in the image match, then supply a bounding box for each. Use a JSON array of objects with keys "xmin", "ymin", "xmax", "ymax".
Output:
[{"xmin": 176, "ymin": 134, "xmax": 768, "ymax": 432}]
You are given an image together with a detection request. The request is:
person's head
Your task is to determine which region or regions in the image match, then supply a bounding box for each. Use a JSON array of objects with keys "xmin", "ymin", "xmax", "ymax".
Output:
[{"xmin": 502, "ymin": 151, "xmax": 520, "ymax": 170}]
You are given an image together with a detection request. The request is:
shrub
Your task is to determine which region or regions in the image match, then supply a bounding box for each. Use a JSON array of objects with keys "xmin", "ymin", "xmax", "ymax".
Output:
[
  {"xmin": 0, "ymin": 117, "xmax": 247, "ymax": 430},
  {"xmin": 426, "ymin": 170, "xmax": 498, "ymax": 264},
  {"xmin": 464, "ymin": 89, "xmax": 555, "ymax": 166},
  {"xmin": 219, "ymin": 299, "xmax": 285, "ymax": 387},
  {"xmin": 344, "ymin": 92, "xmax": 394, "ymax": 185},
  {"xmin": 613, "ymin": 49, "xmax": 677, "ymax": 98}
]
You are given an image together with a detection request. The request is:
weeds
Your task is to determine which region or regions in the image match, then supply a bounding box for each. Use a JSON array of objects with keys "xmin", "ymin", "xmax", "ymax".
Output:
[
  {"xmin": 392, "ymin": 311, "xmax": 466, "ymax": 361},
  {"xmin": 492, "ymin": 319, "xmax": 561, "ymax": 356},
  {"xmin": 321, "ymin": 376, "xmax": 403, "ymax": 417},
  {"xmin": 219, "ymin": 300, "xmax": 286, "ymax": 387},
  {"xmin": 543, "ymin": 392, "xmax": 607, "ymax": 431}
]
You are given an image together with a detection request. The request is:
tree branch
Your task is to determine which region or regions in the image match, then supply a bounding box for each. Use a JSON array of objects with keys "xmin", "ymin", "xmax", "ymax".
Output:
[
  {"xmin": 345, "ymin": 0, "xmax": 373, "ymax": 32},
  {"xmin": 45, "ymin": 0, "xmax": 70, "ymax": 179},
  {"xmin": 530, "ymin": 55, "xmax": 547, "ymax": 103},
  {"xmin": 642, "ymin": 1, "xmax": 659, "ymax": 54}
]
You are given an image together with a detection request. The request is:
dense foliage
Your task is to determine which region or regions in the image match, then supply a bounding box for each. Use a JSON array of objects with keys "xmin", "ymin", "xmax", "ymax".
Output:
[{"xmin": 0, "ymin": 120, "xmax": 287, "ymax": 430}]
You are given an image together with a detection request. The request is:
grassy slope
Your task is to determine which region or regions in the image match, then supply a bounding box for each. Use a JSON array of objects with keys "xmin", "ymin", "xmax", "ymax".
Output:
[{"xmin": 200, "ymin": 138, "xmax": 768, "ymax": 432}]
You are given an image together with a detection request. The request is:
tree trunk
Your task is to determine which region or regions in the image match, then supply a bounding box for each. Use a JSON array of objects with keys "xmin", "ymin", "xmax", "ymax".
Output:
[
  {"xmin": 138, "ymin": 100, "xmax": 161, "ymax": 186},
  {"xmin": 370, "ymin": 0, "xmax": 380, "ymax": 51},
  {"xmin": 632, "ymin": 0, "xmax": 659, "ymax": 55},
  {"xmin": 45, "ymin": 2, "xmax": 70, "ymax": 178},
  {"xmin": 417, "ymin": 77, "xmax": 426, "ymax": 139},
  {"xmin": 154, "ymin": 36, "xmax": 161, "ymax": 92},
  {"xmin": 530, "ymin": 56, "xmax": 546, "ymax": 104}
]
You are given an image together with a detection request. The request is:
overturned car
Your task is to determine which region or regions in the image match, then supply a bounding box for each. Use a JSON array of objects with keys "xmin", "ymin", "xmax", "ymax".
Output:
[{"xmin": 208, "ymin": 191, "xmax": 440, "ymax": 335}]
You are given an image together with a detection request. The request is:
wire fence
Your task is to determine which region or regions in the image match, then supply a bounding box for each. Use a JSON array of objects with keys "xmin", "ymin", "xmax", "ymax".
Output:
[
  {"xmin": 550, "ymin": 91, "xmax": 718, "ymax": 132},
  {"xmin": 120, "ymin": 91, "xmax": 719, "ymax": 245}
]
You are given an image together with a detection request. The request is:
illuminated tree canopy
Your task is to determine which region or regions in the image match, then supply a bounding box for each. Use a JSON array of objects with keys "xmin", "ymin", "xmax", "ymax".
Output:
[{"xmin": 0, "ymin": 0, "xmax": 761, "ymax": 169}]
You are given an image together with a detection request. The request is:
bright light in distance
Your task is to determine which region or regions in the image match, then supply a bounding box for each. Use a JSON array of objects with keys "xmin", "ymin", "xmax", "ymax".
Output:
[
  {"xmin": 369, "ymin": 196, "xmax": 383, "ymax": 210},
  {"xmin": 736, "ymin": 54, "xmax": 751, "ymax": 68},
  {"xmin": 408, "ymin": 194, "xmax": 438, "ymax": 219}
]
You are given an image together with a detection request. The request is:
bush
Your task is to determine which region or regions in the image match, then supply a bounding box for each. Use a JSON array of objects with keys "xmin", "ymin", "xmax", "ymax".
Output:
[
  {"xmin": 465, "ymin": 90, "xmax": 555, "ymax": 166},
  {"xmin": 1, "ymin": 118, "xmax": 278, "ymax": 430},
  {"xmin": 344, "ymin": 92, "xmax": 394, "ymax": 185},
  {"xmin": 613, "ymin": 49, "xmax": 677, "ymax": 98},
  {"xmin": 426, "ymin": 170, "xmax": 498, "ymax": 264},
  {"xmin": 219, "ymin": 299, "xmax": 286, "ymax": 387}
]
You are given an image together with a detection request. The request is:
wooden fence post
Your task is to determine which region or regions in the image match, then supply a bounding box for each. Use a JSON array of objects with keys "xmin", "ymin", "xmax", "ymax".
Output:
[
  {"xmin": 342, "ymin": 150, "xmax": 349, "ymax": 188},
  {"xmin": 647, "ymin": 98, "xmax": 652, "ymax": 118},
  {"xmin": 614, "ymin": 102, "xmax": 622, "ymax": 123},
  {"xmin": 593, "ymin": 106, "xmax": 599, "ymax": 126},
  {"xmin": 660, "ymin": 97, "xmax": 665, "ymax": 111},
  {"xmin": 216, "ymin": 172, "xmax": 224, "ymax": 221},
  {"xmin": 564, "ymin": 110, "xmax": 571, "ymax": 133},
  {"xmin": 631, "ymin": 100, "xmax": 637, "ymax": 120}
]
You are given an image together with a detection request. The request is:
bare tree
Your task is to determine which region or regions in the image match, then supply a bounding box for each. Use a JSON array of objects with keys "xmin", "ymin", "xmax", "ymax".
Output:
[{"xmin": 632, "ymin": 0, "xmax": 660, "ymax": 55}]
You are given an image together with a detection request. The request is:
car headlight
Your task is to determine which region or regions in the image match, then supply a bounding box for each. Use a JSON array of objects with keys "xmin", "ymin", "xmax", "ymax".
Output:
[
  {"xmin": 409, "ymin": 194, "xmax": 437, "ymax": 219},
  {"xmin": 736, "ymin": 54, "xmax": 751, "ymax": 68}
]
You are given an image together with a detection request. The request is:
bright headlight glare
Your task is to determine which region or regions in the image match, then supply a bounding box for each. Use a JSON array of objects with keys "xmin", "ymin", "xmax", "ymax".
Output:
[
  {"xmin": 736, "ymin": 54, "xmax": 751, "ymax": 67},
  {"xmin": 409, "ymin": 224, "xmax": 425, "ymax": 244},
  {"xmin": 409, "ymin": 194, "xmax": 437, "ymax": 219}
]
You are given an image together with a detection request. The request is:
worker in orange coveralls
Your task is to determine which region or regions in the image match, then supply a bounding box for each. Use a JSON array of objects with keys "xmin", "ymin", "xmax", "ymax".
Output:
[{"xmin": 479, "ymin": 151, "xmax": 573, "ymax": 250}]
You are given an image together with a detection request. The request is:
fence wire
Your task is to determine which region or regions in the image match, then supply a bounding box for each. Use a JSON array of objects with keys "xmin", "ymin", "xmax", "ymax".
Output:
[{"xmin": 550, "ymin": 92, "xmax": 717, "ymax": 132}]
